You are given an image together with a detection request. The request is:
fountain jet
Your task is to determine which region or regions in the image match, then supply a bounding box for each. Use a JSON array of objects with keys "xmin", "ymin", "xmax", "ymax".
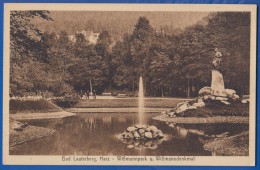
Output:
[
  {"xmin": 120, "ymin": 77, "xmax": 164, "ymax": 147},
  {"xmin": 138, "ymin": 76, "xmax": 144, "ymax": 125}
]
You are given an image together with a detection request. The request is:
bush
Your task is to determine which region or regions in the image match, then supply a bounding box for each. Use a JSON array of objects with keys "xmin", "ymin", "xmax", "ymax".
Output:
[{"xmin": 52, "ymin": 97, "xmax": 79, "ymax": 108}]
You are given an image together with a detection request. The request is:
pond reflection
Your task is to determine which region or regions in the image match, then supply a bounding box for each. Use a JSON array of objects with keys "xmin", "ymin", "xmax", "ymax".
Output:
[{"xmin": 10, "ymin": 113, "xmax": 248, "ymax": 156}]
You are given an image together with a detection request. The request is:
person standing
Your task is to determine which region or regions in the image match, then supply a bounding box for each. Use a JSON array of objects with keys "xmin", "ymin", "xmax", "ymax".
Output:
[
  {"xmin": 80, "ymin": 90, "xmax": 83, "ymax": 99},
  {"xmin": 86, "ymin": 90, "xmax": 90, "ymax": 99},
  {"xmin": 93, "ymin": 89, "xmax": 96, "ymax": 99}
]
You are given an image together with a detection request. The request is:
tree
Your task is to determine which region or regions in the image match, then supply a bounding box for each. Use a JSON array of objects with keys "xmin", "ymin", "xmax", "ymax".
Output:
[
  {"xmin": 45, "ymin": 31, "xmax": 75, "ymax": 95},
  {"xmin": 10, "ymin": 11, "xmax": 53, "ymax": 62},
  {"xmin": 95, "ymin": 31, "xmax": 114, "ymax": 91},
  {"xmin": 10, "ymin": 11, "xmax": 53, "ymax": 96}
]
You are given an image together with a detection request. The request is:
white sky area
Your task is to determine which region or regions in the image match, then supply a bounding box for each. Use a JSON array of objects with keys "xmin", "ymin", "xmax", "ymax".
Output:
[{"xmin": 34, "ymin": 11, "xmax": 210, "ymax": 34}]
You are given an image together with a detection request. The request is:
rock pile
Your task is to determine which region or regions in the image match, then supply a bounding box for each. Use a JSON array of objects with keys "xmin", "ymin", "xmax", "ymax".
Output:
[
  {"xmin": 120, "ymin": 125, "xmax": 164, "ymax": 149},
  {"xmin": 121, "ymin": 137, "xmax": 164, "ymax": 149},
  {"xmin": 10, "ymin": 119, "xmax": 28, "ymax": 132},
  {"xmin": 162, "ymin": 86, "xmax": 244, "ymax": 118},
  {"xmin": 121, "ymin": 125, "xmax": 164, "ymax": 140},
  {"xmin": 199, "ymin": 86, "xmax": 239, "ymax": 104}
]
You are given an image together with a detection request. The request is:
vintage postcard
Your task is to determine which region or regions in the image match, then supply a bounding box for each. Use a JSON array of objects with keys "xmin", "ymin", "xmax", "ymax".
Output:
[{"xmin": 3, "ymin": 3, "xmax": 256, "ymax": 166}]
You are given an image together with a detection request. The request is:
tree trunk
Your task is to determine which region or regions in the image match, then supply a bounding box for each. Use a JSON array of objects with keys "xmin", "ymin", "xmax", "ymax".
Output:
[
  {"xmin": 187, "ymin": 79, "xmax": 190, "ymax": 98},
  {"xmin": 161, "ymin": 86, "xmax": 164, "ymax": 98},
  {"xmin": 132, "ymin": 66, "xmax": 135, "ymax": 93}
]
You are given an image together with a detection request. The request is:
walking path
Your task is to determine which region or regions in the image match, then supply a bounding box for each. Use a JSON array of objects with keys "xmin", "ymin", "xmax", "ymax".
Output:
[
  {"xmin": 66, "ymin": 108, "xmax": 166, "ymax": 113},
  {"xmin": 83, "ymin": 96, "xmax": 194, "ymax": 100}
]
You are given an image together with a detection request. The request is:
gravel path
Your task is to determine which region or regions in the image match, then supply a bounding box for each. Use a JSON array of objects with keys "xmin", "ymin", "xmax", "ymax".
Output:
[
  {"xmin": 153, "ymin": 115, "xmax": 249, "ymax": 124},
  {"xmin": 66, "ymin": 108, "xmax": 166, "ymax": 113}
]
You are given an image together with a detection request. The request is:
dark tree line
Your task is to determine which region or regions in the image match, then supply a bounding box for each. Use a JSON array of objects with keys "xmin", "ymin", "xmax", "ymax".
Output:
[{"xmin": 10, "ymin": 11, "xmax": 250, "ymax": 97}]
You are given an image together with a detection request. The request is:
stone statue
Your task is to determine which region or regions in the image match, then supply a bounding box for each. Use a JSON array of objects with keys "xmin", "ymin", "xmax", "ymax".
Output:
[
  {"xmin": 212, "ymin": 48, "xmax": 222, "ymax": 71},
  {"xmin": 211, "ymin": 48, "xmax": 225, "ymax": 95}
]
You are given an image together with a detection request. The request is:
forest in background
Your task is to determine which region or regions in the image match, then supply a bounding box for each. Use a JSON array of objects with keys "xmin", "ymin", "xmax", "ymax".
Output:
[{"xmin": 10, "ymin": 11, "xmax": 250, "ymax": 97}]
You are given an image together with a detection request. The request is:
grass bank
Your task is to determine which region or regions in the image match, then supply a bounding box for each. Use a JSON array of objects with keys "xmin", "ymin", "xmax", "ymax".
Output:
[
  {"xmin": 10, "ymin": 119, "xmax": 55, "ymax": 149},
  {"xmin": 10, "ymin": 99, "xmax": 63, "ymax": 114},
  {"xmin": 204, "ymin": 131, "xmax": 249, "ymax": 156},
  {"xmin": 73, "ymin": 98, "xmax": 187, "ymax": 108}
]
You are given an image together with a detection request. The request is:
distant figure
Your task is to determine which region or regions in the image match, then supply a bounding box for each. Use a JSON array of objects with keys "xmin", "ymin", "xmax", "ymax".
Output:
[
  {"xmin": 86, "ymin": 90, "xmax": 90, "ymax": 99},
  {"xmin": 93, "ymin": 90, "xmax": 96, "ymax": 99},
  {"xmin": 80, "ymin": 90, "xmax": 83, "ymax": 99},
  {"xmin": 212, "ymin": 48, "xmax": 222, "ymax": 71}
]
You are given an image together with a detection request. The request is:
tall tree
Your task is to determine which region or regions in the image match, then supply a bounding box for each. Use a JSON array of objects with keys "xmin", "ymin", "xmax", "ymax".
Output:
[{"xmin": 10, "ymin": 11, "xmax": 52, "ymax": 96}]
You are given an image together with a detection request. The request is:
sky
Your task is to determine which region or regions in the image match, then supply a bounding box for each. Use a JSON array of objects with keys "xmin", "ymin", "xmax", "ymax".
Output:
[{"xmin": 33, "ymin": 11, "xmax": 210, "ymax": 34}]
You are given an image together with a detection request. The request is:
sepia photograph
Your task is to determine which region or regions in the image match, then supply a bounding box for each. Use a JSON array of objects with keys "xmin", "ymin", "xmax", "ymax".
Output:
[{"xmin": 3, "ymin": 3, "xmax": 256, "ymax": 166}]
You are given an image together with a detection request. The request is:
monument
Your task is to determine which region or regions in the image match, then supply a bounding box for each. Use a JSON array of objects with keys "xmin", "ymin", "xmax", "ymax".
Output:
[
  {"xmin": 162, "ymin": 48, "xmax": 242, "ymax": 117},
  {"xmin": 211, "ymin": 48, "xmax": 225, "ymax": 96}
]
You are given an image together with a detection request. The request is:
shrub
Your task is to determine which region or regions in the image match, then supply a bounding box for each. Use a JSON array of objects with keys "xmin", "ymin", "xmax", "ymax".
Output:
[{"xmin": 52, "ymin": 97, "xmax": 79, "ymax": 108}]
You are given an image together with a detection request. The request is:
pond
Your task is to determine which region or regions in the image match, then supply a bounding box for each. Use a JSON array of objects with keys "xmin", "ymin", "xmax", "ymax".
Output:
[{"xmin": 10, "ymin": 113, "xmax": 248, "ymax": 156}]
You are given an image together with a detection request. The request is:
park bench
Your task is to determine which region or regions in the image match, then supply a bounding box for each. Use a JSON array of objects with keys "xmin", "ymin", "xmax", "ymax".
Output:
[
  {"xmin": 102, "ymin": 93, "xmax": 112, "ymax": 96},
  {"xmin": 117, "ymin": 94, "xmax": 127, "ymax": 98}
]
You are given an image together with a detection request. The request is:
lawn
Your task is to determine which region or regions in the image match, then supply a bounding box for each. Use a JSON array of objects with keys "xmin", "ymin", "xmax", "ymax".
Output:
[
  {"xmin": 10, "ymin": 99, "xmax": 63, "ymax": 114},
  {"xmin": 73, "ymin": 98, "xmax": 188, "ymax": 108}
]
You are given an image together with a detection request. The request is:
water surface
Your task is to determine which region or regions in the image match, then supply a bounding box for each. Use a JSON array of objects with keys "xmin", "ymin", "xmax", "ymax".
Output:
[{"xmin": 11, "ymin": 113, "xmax": 248, "ymax": 156}]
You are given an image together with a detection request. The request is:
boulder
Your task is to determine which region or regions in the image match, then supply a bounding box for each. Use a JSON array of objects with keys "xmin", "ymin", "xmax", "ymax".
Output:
[
  {"xmin": 126, "ymin": 140, "xmax": 134, "ymax": 145},
  {"xmin": 193, "ymin": 102, "xmax": 205, "ymax": 108},
  {"xmin": 150, "ymin": 143, "xmax": 158, "ymax": 149},
  {"xmin": 127, "ymin": 126, "xmax": 136, "ymax": 132},
  {"xmin": 138, "ymin": 129, "xmax": 145, "ymax": 135},
  {"xmin": 144, "ymin": 132, "xmax": 153, "ymax": 139},
  {"xmin": 168, "ymin": 122, "xmax": 176, "ymax": 128},
  {"xmin": 147, "ymin": 126, "xmax": 158, "ymax": 132},
  {"xmin": 225, "ymin": 89, "xmax": 236, "ymax": 97},
  {"xmin": 188, "ymin": 106, "xmax": 197, "ymax": 110},
  {"xmin": 127, "ymin": 144, "xmax": 134, "ymax": 148},
  {"xmin": 215, "ymin": 97, "xmax": 228, "ymax": 101},
  {"xmin": 199, "ymin": 86, "xmax": 212, "ymax": 95},
  {"xmin": 177, "ymin": 102, "xmax": 187, "ymax": 107},
  {"xmin": 176, "ymin": 103, "xmax": 189, "ymax": 113},
  {"xmin": 157, "ymin": 130, "xmax": 164, "ymax": 138},
  {"xmin": 133, "ymin": 131, "xmax": 141, "ymax": 138},
  {"xmin": 134, "ymin": 141, "xmax": 140, "ymax": 147},
  {"xmin": 161, "ymin": 110, "xmax": 167, "ymax": 115},
  {"xmin": 125, "ymin": 132, "xmax": 134, "ymax": 139},
  {"xmin": 144, "ymin": 140, "xmax": 153, "ymax": 147},
  {"xmin": 241, "ymin": 99, "xmax": 249, "ymax": 104},
  {"xmin": 169, "ymin": 112, "xmax": 176, "ymax": 117},
  {"xmin": 152, "ymin": 132, "xmax": 158, "ymax": 138},
  {"xmin": 231, "ymin": 94, "xmax": 239, "ymax": 100},
  {"xmin": 221, "ymin": 101, "xmax": 231, "ymax": 105},
  {"xmin": 210, "ymin": 95, "xmax": 216, "ymax": 100},
  {"xmin": 156, "ymin": 138, "xmax": 163, "ymax": 145},
  {"xmin": 197, "ymin": 98, "xmax": 203, "ymax": 103},
  {"xmin": 203, "ymin": 95, "xmax": 210, "ymax": 100}
]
